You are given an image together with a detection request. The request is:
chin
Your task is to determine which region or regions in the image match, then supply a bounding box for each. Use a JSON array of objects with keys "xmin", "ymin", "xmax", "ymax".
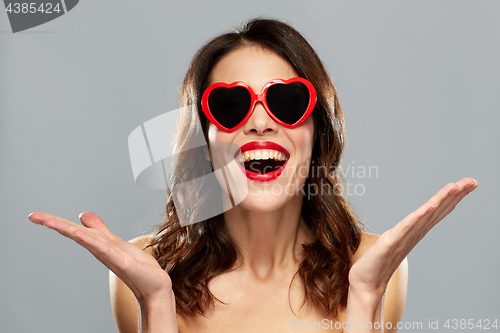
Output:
[
  {"xmin": 236, "ymin": 180, "xmax": 298, "ymax": 213},
  {"xmin": 238, "ymin": 197, "xmax": 286, "ymax": 213}
]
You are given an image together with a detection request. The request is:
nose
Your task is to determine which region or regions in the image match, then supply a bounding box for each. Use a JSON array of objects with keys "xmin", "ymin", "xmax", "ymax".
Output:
[{"xmin": 242, "ymin": 101, "xmax": 279, "ymax": 135}]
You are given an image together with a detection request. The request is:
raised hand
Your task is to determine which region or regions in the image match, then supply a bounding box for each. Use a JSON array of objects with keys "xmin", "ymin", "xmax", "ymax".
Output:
[
  {"xmin": 342, "ymin": 178, "xmax": 477, "ymax": 332},
  {"xmin": 349, "ymin": 177, "xmax": 478, "ymax": 296},
  {"xmin": 28, "ymin": 212, "xmax": 178, "ymax": 332}
]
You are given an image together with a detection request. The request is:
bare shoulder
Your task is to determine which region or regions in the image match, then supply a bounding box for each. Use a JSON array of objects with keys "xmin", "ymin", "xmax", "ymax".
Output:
[
  {"xmin": 352, "ymin": 232, "xmax": 380, "ymax": 263},
  {"xmin": 109, "ymin": 234, "xmax": 154, "ymax": 333},
  {"xmin": 129, "ymin": 234, "xmax": 154, "ymax": 254}
]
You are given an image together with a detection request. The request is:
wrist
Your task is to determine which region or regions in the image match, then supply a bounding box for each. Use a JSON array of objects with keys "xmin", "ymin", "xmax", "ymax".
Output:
[
  {"xmin": 138, "ymin": 290, "xmax": 178, "ymax": 333},
  {"xmin": 343, "ymin": 287, "xmax": 385, "ymax": 332},
  {"xmin": 137, "ymin": 288, "xmax": 174, "ymax": 306},
  {"xmin": 347, "ymin": 286, "xmax": 385, "ymax": 308}
]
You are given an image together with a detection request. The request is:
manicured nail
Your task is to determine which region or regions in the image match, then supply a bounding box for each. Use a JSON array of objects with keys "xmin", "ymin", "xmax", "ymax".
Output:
[
  {"xmin": 79, "ymin": 212, "xmax": 85, "ymax": 219},
  {"xmin": 427, "ymin": 203, "xmax": 437, "ymax": 213},
  {"xmin": 465, "ymin": 180, "xmax": 478, "ymax": 193},
  {"xmin": 28, "ymin": 212, "xmax": 44, "ymax": 226}
]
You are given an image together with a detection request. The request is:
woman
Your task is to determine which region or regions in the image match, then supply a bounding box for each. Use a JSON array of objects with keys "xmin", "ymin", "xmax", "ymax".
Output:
[{"xmin": 29, "ymin": 18, "xmax": 477, "ymax": 333}]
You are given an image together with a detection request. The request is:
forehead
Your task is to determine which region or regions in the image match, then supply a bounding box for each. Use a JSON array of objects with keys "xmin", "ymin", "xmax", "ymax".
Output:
[{"xmin": 209, "ymin": 44, "xmax": 299, "ymax": 90}]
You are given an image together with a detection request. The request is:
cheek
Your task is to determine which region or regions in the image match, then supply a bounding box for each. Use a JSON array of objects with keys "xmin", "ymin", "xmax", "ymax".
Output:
[
  {"xmin": 207, "ymin": 124, "xmax": 240, "ymax": 167},
  {"xmin": 297, "ymin": 119, "xmax": 315, "ymax": 159},
  {"xmin": 299, "ymin": 122, "xmax": 315, "ymax": 181},
  {"xmin": 208, "ymin": 124, "xmax": 238, "ymax": 144}
]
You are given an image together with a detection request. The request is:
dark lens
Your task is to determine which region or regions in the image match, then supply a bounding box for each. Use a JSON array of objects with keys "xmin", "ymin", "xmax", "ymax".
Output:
[
  {"xmin": 208, "ymin": 87, "xmax": 251, "ymax": 129},
  {"xmin": 266, "ymin": 82, "xmax": 310, "ymax": 125}
]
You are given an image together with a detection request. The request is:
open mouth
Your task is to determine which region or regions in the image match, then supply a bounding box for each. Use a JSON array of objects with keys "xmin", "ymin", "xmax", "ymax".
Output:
[
  {"xmin": 235, "ymin": 141, "xmax": 290, "ymax": 182},
  {"xmin": 240, "ymin": 150, "xmax": 288, "ymax": 174}
]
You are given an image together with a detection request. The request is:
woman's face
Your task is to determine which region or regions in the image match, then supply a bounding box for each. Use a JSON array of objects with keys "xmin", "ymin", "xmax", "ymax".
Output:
[{"xmin": 207, "ymin": 44, "xmax": 315, "ymax": 213}]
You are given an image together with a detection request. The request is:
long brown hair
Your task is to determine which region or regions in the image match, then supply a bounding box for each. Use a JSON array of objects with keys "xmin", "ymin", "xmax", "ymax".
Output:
[{"xmin": 147, "ymin": 18, "xmax": 362, "ymax": 319}]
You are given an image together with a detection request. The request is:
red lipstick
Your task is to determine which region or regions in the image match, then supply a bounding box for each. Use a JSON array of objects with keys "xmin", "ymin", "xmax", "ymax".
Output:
[{"xmin": 238, "ymin": 141, "xmax": 290, "ymax": 156}]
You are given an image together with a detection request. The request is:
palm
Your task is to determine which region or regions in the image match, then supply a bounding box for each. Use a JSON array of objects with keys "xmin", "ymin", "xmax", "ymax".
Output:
[
  {"xmin": 29, "ymin": 212, "xmax": 171, "ymax": 301},
  {"xmin": 348, "ymin": 178, "xmax": 477, "ymax": 294}
]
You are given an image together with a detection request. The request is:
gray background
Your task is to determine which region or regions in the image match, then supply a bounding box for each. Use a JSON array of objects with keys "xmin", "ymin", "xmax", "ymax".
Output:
[{"xmin": 1, "ymin": 1, "xmax": 498, "ymax": 332}]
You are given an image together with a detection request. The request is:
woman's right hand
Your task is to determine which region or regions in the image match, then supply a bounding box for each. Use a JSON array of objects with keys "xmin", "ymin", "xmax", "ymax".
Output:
[{"xmin": 29, "ymin": 212, "xmax": 177, "ymax": 332}]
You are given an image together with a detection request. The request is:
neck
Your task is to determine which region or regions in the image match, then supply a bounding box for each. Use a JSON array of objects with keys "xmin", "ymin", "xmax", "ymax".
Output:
[{"xmin": 222, "ymin": 195, "xmax": 312, "ymax": 280}]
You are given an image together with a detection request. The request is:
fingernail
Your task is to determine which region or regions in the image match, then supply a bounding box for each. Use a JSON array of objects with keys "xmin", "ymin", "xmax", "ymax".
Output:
[
  {"xmin": 427, "ymin": 203, "xmax": 437, "ymax": 213},
  {"xmin": 28, "ymin": 212, "xmax": 44, "ymax": 226},
  {"xmin": 79, "ymin": 212, "xmax": 85, "ymax": 219},
  {"xmin": 465, "ymin": 181, "xmax": 478, "ymax": 193}
]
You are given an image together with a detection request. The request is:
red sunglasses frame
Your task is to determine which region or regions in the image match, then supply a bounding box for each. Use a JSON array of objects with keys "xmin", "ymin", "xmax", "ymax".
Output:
[{"xmin": 201, "ymin": 77, "xmax": 317, "ymax": 133}]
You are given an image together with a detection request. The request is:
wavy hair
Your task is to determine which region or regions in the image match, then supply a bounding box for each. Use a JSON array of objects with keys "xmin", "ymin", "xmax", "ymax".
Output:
[{"xmin": 146, "ymin": 18, "xmax": 362, "ymax": 319}]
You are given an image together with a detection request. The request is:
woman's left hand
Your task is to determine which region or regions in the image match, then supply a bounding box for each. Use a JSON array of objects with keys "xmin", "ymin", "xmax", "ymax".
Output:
[{"xmin": 348, "ymin": 177, "xmax": 478, "ymax": 297}]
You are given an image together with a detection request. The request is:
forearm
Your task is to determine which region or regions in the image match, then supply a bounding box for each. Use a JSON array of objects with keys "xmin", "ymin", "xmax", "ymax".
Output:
[
  {"xmin": 138, "ymin": 291, "xmax": 178, "ymax": 333},
  {"xmin": 343, "ymin": 287, "xmax": 384, "ymax": 333}
]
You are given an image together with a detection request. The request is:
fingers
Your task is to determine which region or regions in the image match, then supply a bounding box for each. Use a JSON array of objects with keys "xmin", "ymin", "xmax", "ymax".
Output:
[
  {"xmin": 28, "ymin": 211, "xmax": 51, "ymax": 226},
  {"xmin": 417, "ymin": 178, "xmax": 477, "ymax": 238},
  {"xmin": 29, "ymin": 212, "xmax": 128, "ymax": 273},
  {"xmin": 30, "ymin": 211, "xmax": 113, "ymax": 236},
  {"xmin": 387, "ymin": 178, "xmax": 478, "ymax": 248},
  {"xmin": 391, "ymin": 199, "xmax": 439, "ymax": 240},
  {"xmin": 28, "ymin": 212, "xmax": 115, "ymax": 251},
  {"xmin": 79, "ymin": 212, "xmax": 117, "ymax": 239},
  {"xmin": 432, "ymin": 178, "xmax": 477, "ymax": 223},
  {"xmin": 29, "ymin": 212, "xmax": 83, "ymax": 238}
]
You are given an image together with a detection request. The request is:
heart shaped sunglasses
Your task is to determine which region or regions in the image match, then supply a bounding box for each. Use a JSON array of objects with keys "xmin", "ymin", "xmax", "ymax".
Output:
[{"xmin": 201, "ymin": 77, "xmax": 317, "ymax": 132}]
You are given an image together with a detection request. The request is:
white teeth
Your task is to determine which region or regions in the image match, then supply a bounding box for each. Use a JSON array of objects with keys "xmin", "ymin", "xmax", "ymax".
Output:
[{"xmin": 239, "ymin": 149, "xmax": 289, "ymax": 162}]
